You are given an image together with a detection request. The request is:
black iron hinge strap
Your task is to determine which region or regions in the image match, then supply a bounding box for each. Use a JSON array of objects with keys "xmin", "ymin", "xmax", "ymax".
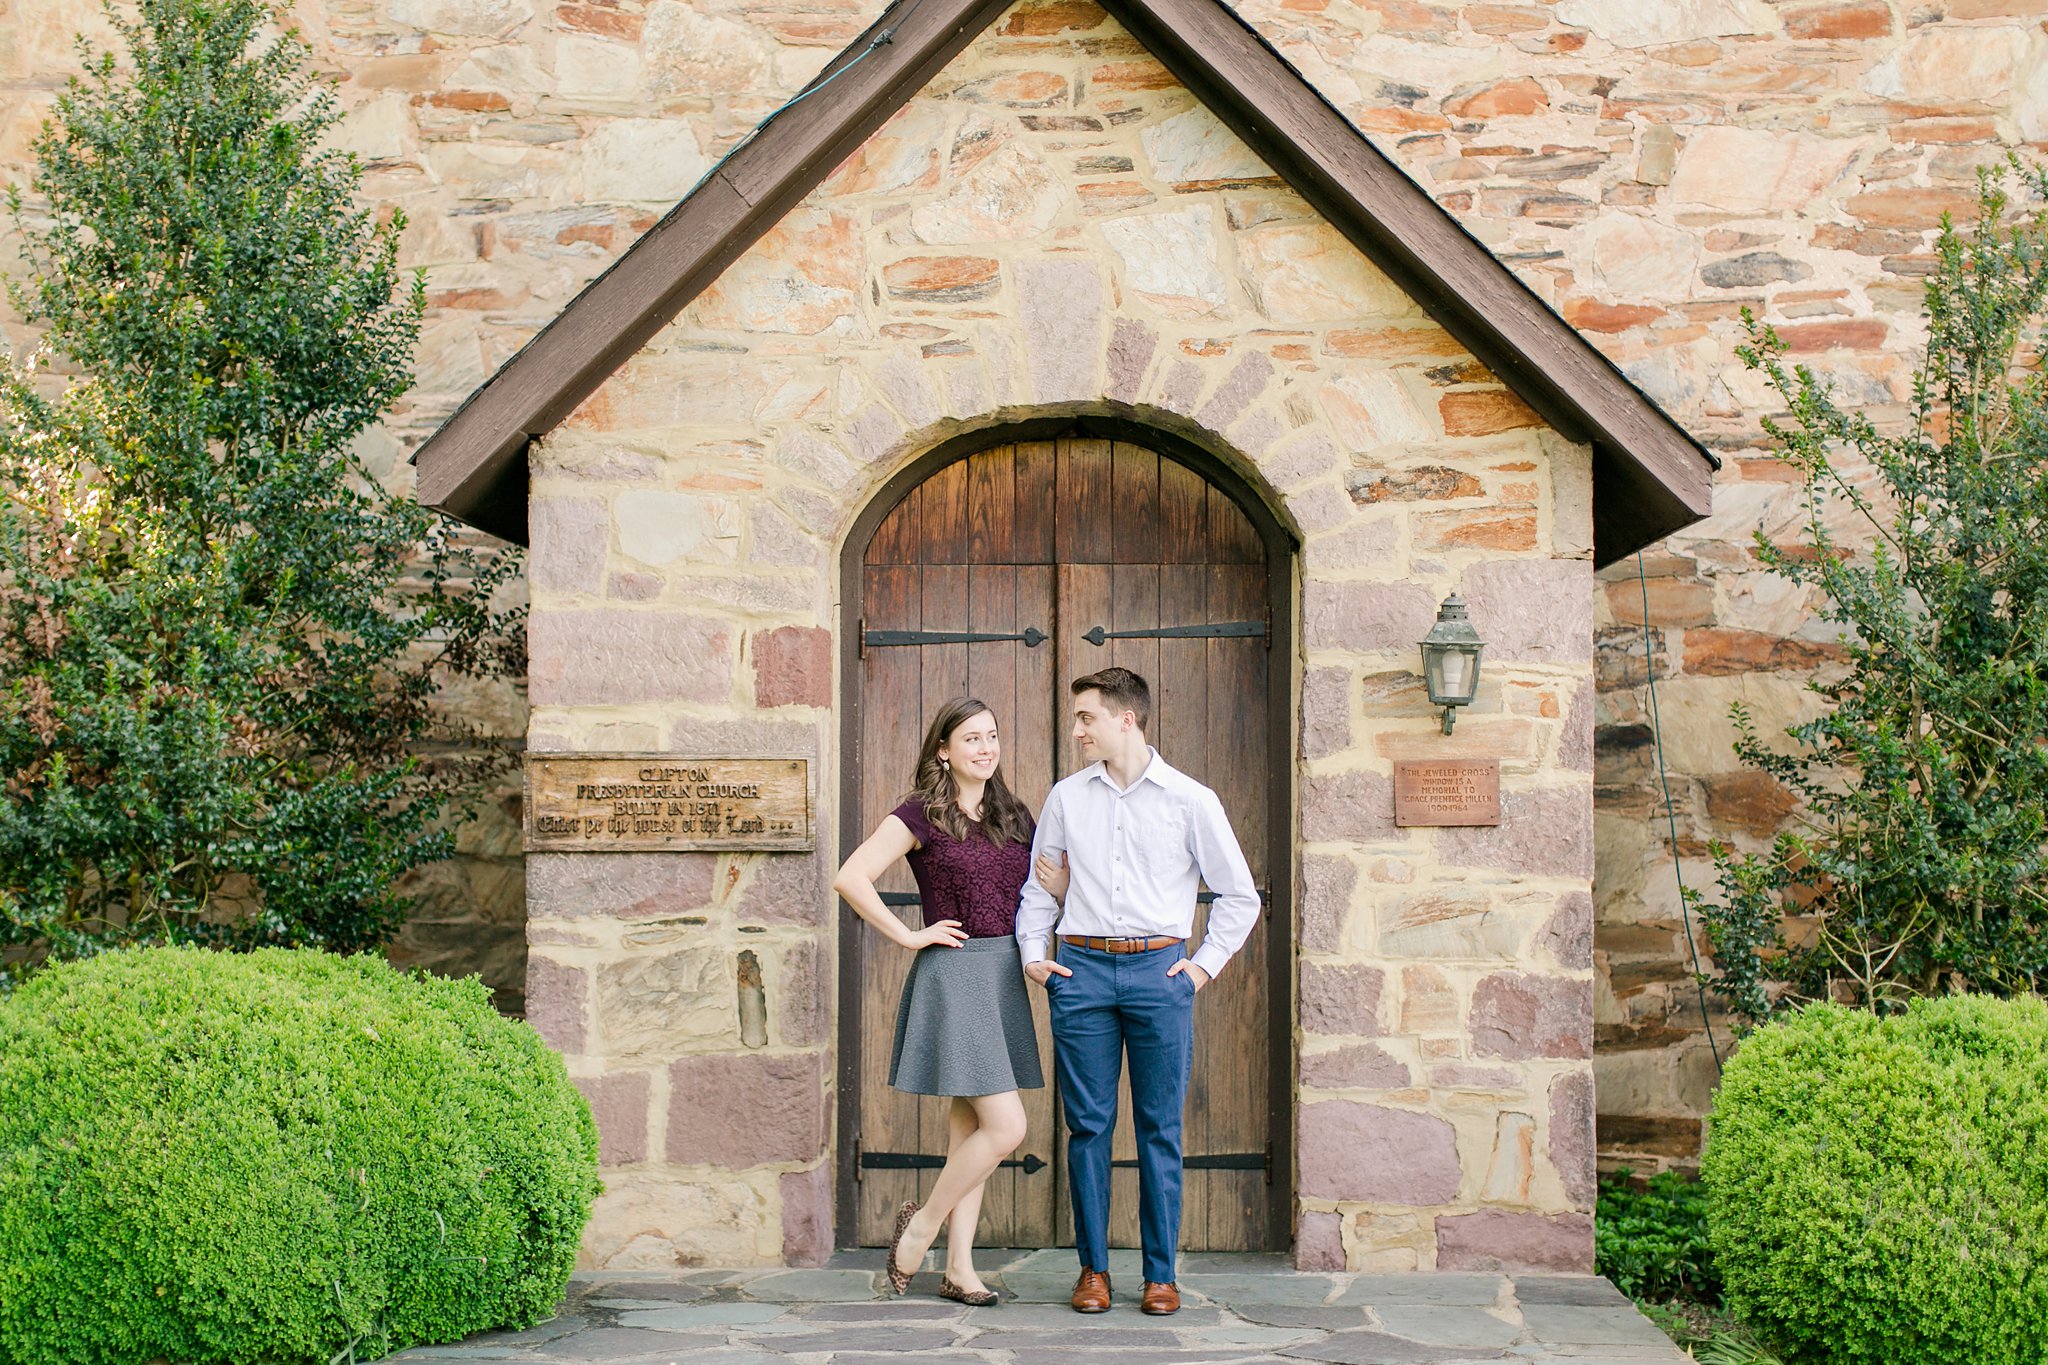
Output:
[
  {"xmin": 862, "ymin": 620, "xmax": 1047, "ymax": 658},
  {"xmin": 1082, "ymin": 621, "xmax": 1267, "ymax": 646},
  {"xmin": 862, "ymin": 1151, "xmax": 1049, "ymax": 1174}
]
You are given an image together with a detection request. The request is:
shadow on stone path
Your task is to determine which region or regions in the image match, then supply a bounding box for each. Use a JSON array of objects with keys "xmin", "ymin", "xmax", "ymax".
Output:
[{"xmin": 389, "ymin": 1251, "xmax": 1689, "ymax": 1365}]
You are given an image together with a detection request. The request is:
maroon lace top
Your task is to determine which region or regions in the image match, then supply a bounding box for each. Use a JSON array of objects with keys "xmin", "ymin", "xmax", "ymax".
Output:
[{"xmin": 891, "ymin": 799, "xmax": 1034, "ymax": 939}]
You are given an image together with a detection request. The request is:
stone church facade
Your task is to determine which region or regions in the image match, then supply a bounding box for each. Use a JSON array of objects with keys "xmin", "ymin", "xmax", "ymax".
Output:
[{"xmin": 2, "ymin": 0, "xmax": 2031, "ymax": 1265}]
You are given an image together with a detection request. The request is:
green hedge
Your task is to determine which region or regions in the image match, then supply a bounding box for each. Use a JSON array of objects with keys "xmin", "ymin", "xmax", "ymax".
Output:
[
  {"xmin": 0, "ymin": 947, "xmax": 600, "ymax": 1364},
  {"xmin": 1702, "ymin": 995, "xmax": 2048, "ymax": 1365}
]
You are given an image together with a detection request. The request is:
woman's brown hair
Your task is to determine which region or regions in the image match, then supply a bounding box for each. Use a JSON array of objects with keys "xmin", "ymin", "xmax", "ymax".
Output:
[{"xmin": 906, "ymin": 697, "xmax": 1035, "ymax": 847}]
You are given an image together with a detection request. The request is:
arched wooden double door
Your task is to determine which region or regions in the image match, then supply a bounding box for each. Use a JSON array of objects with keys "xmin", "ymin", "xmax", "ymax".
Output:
[{"xmin": 837, "ymin": 430, "xmax": 1294, "ymax": 1253}]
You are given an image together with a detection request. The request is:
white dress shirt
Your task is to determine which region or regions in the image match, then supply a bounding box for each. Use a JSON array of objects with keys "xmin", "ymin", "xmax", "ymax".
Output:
[{"xmin": 1015, "ymin": 748, "xmax": 1262, "ymax": 980}]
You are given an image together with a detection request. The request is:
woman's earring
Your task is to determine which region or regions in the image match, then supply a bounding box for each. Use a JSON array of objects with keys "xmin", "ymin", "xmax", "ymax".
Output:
[{"xmin": 940, "ymin": 756, "xmax": 950, "ymax": 769}]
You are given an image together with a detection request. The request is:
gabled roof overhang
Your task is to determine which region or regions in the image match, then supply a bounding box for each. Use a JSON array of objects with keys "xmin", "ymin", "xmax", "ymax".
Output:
[{"xmin": 412, "ymin": 0, "xmax": 1717, "ymax": 567}]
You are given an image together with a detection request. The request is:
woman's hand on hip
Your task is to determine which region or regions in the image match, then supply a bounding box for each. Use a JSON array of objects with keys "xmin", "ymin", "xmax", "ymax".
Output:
[{"xmin": 907, "ymin": 919, "xmax": 969, "ymax": 950}]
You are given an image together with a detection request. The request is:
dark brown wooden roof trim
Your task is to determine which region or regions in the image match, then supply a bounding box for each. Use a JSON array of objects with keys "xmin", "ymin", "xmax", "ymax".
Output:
[{"xmin": 414, "ymin": 0, "xmax": 1717, "ymax": 564}]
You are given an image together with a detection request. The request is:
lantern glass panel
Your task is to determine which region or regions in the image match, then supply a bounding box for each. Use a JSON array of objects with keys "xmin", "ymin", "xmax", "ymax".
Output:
[{"xmin": 1425, "ymin": 645, "xmax": 1481, "ymax": 706}]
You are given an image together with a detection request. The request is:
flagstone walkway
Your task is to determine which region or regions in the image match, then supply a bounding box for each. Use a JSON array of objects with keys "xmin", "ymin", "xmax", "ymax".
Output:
[{"xmin": 390, "ymin": 1251, "xmax": 1690, "ymax": 1365}]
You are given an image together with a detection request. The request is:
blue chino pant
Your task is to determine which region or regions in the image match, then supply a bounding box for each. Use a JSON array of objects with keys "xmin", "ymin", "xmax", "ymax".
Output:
[{"xmin": 1047, "ymin": 942, "xmax": 1196, "ymax": 1285}]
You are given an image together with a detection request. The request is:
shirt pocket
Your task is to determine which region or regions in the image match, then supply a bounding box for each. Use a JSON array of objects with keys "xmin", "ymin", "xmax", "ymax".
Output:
[{"xmin": 1134, "ymin": 805, "xmax": 1192, "ymax": 880}]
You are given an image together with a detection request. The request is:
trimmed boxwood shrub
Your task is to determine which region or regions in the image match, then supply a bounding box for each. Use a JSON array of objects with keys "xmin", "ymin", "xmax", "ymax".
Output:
[
  {"xmin": 0, "ymin": 947, "xmax": 600, "ymax": 1364},
  {"xmin": 1702, "ymin": 995, "xmax": 2048, "ymax": 1365}
]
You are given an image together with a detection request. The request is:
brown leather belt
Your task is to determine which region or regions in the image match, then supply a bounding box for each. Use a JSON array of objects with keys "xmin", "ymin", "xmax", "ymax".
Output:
[{"xmin": 1060, "ymin": 934, "xmax": 1183, "ymax": 954}]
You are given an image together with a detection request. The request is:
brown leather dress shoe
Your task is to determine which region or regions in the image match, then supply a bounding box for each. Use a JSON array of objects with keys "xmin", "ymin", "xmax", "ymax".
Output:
[
  {"xmin": 1070, "ymin": 1268, "xmax": 1112, "ymax": 1313},
  {"xmin": 1140, "ymin": 1281, "xmax": 1180, "ymax": 1315}
]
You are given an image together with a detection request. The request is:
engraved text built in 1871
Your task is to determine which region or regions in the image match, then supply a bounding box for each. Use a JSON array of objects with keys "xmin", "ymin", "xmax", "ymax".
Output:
[{"xmin": 525, "ymin": 756, "xmax": 813, "ymax": 851}]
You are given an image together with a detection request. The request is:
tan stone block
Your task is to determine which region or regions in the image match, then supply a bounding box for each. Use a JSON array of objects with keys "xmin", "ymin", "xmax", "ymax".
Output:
[
  {"xmin": 1321, "ymin": 372, "xmax": 1432, "ymax": 447},
  {"xmin": 951, "ymin": 70, "xmax": 1070, "ymax": 108},
  {"xmin": 1553, "ymin": 0, "xmax": 1765, "ymax": 47},
  {"xmin": 1669, "ymin": 127, "xmax": 1856, "ymax": 214},
  {"xmin": 578, "ymin": 1169, "xmax": 778, "ymax": 1268},
  {"xmin": 1864, "ymin": 24, "xmax": 2029, "ymax": 103},
  {"xmin": 912, "ymin": 139, "xmax": 1069, "ymax": 243},
  {"xmin": 1018, "ymin": 258, "xmax": 1105, "ymax": 402},
  {"xmin": 1140, "ymin": 105, "xmax": 1275, "ymax": 187},
  {"xmin": 1101, "ymin": 205, "xmax": 1228, "ymax": 317},
  {"xmin": 725, "ymin": 853, "xmax": 833, "ymax": 927},
  {"xmin": 1239, "ymin": 221, "xmax": 1412, "ymax": 324},
  {"xmin": 643, "ymin": 0, "xmax": 777, "ymax": 98},
  {"xmin": 693, "ymin": 210, "xmax": 860, "ymax": 335},
  {"xmin": 1481, "ymin": 1111, "xmax": 1536, "ymax": 1202},
  {"xmin": 1463, "ymin": 558, "xmax": 1593, "ymax": 664},
  {"xmin": 1349, "ymin": 1211, "xmax": 1431, "ymax": 1272},
  {"xmin": 882, "ymin": 255, "xmax": 1000, "ymax": 303},
  {"xmin": 595, "ymin": 938, "xmax": 737, "ymax": 1056},
  {"xmin": 1400, "ymin": 964, "xmax": 1461, "ymax": 1033},
  {"xmin": 1304, "ymin": 580, "xmax": 1435, "ymax": 654},
  {"xmin": 1379, "ymin": 887, "xmax": 1524, "ymax": 961},
  {"xmin": 390, "ymin": 0, "xmax": 533, "ymax": 39}
]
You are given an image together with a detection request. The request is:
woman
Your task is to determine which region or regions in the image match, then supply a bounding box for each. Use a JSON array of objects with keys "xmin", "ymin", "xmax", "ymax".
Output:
[{"xmin": 833, "ymin": 697, "xmax": 1066, "ymax": 1305}]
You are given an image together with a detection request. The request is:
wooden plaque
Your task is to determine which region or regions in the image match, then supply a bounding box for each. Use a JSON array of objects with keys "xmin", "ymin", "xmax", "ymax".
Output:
[
  {"xmin": 525, "ymin": 755, "xmax": 813, "ymax": 852},
  {"xmin": 1393, "ymin": 757, "xmax": 1501, "ymax": 827}
]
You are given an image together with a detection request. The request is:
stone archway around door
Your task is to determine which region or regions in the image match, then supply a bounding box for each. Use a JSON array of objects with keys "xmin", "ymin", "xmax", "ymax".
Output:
[{"xmin": 834, "ymin": 416, "xmax": 1299, "ymax": 1255}]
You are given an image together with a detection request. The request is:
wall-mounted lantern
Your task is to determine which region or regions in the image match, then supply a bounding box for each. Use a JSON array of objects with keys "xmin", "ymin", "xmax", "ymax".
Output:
[{"xmin": 1419, "ymin": 594, "xmax": 1484, "ymax": 735}]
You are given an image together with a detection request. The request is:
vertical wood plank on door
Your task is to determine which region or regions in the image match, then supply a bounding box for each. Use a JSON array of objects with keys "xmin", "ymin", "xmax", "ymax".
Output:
[
  {"xmin": 1203, "ymin": 558, "xmax": 1270, "ymax": 1250},
  {"xmin": 866, "ymin": 485, "xmax": 921, "ymax": 566},
  {"xmin": 1110, "ymin": 442, "xmax": 1161, "ymax": 564},
  {"xmin": 1012, "ymin": 562, "xmax": 1060, "ymax": 1249},
  {"xmin": 1057, "ymin": 438, "xmax": 1112, "ymax": 564},
  {"xmin": 967, "ymin": 446, "xmax": 1016, "ymax": 565},
  {"xmin": 1014, "ymin": 442, "xmax": 1058, "ymax": 565},
  {"xmin": 857, "ymin": 563, "xmax": 924, "ymax": 1244},
  {"xmin": 923, "ymin": 458, "xmax": 971, "ymax": 565},
  {"xmin": 1159, "ymin": 458, "xmax": 1207, "ymax": 565}
]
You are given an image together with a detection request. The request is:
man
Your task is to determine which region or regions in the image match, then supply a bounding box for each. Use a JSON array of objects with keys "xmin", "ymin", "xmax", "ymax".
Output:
[{"xmin": 1015, "ymin": 666, "xmax": 1262, "ymax": 1316}]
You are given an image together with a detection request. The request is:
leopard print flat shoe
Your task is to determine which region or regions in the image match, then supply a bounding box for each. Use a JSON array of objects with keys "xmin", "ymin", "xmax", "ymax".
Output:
[
  {"xmin": 885, "ymin": 1199, "xmax": 920, "ymax": 1295},
  {"xmin": 938, "ymin": 1277, "xmax": 1000, "ymax": 1307}
]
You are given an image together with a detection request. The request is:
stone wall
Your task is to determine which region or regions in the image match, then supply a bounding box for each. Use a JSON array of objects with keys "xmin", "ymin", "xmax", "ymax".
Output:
[
  {"xmin": 4, "ymin": 0, "xmax": 2025, "ymax": 1203},
  {"xmin": 514, "ymin": 2, "xmax": 1601, "ymax": 1269}
]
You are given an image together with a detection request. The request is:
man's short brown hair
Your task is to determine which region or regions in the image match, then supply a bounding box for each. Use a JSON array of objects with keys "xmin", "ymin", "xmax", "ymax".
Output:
[{"xmin": 1071, "ymin": 667, "xmax": 1150, "ymax": 732}]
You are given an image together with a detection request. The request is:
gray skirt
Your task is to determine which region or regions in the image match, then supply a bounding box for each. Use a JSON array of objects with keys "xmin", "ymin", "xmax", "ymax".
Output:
[{"xmin": 889, "ymin": 935, "xmax": 1045, "ymax": 1096}]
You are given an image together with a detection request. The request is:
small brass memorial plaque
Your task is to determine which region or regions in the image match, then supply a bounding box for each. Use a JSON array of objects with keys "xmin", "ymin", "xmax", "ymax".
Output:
[
  {"xmin": 1393, "ymin": 757, "xmax": 1501, "ymax": 828},
  {"xmin": 525, "ymin": 755, "xmax": 813, "ymax": 852}
]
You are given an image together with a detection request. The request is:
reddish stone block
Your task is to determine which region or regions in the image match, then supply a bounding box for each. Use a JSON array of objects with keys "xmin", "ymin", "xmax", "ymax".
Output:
[
  {"xmin": 1469, "ymin": 971, "xmax": 1593, "ymax": 1061},
  {"xmin": 1440, "ymin": 390, "xmax": 1540, "ymax": 437},
  {"xmin": 1299, "ymin": 1101, "xmax": 1461, "ymax": 1202},
  {"xmin": 1438, "ymin": 786, "xmax": 1591, "ymax": 879},
  {"xmin": 524, "ymin": 955, "xmax": 589, "ymax": 1054},
  {"xmin": 1435, "ymin": 1210, "xmax": 1593, "ymax": 1273},
  {"xmin": 529, "ymin": 852, "xmax": 719, "ymax": 919},
  {"xmin": 1092, "ymin": 58, "xmax": 1178, "ymax": 91},
  {"xmin": 1559, "ymin": 677, "xmax": 1594, "ymax": 772},
  {"xmin": 1300, "ymin": 962, "xmax": 1385, "ymax": 1037},
  {"xmin": 1348, "ymin": 465, "xmax": 1482, "ymax": 503},
  {"xmin": 668, "ymin": 1052, "xmax": 826, "ymax": 1167},
  {"xmin": 529, "ymin": 610, "xmax": 734, "ymax": 707},
  {"xmin": 1776, "ymin": 318, "xmax": 1888, "ymax": 353},
  {"xmin": 1682, "ymin": 627, "xmax": 1844, "ymax": 677},
  {"xmin": 1539, "ymin": 889, "xmax": 1594, "ymax": 971},
  {"xmin": 1324, "ymin": 326, "xmax": 1467, "ymax": 360},
  {"xmin": 1302, "ymin": 666, "xmax": 1353, "ymax": 761},
  {"xmin": 1444, "ymin": 77, "xmax": 1547, "ymax": 118},
  {"xmin": 1301, "ymin": 1042, "xmax": 1411, "ymax": 1090},
  {"xmin": 1604, "ymin": 575, "xmax": 1714, "ymax": 629},
  {"xmin": 1415, "ymin": 509, "xmax": 1538, "ymax": 553},
  {"xmin": 753, "ymin": 626, "xmax": 832, "ymax": 709},
  {"xmin": 778, "ymin": 938, "xmax": 827, "ymax": 1046},
  {"xmin": 529, "ymin": 497, "xmax": 608, "ymax": 596},
  {"xmin": 882, "ymin": 256, "xmax": 1000, "ymax": 303},
  {"xmin": 780, "ymin": 1163, "xmax": 835, "ymax": 1267},
  {"xmin": 728, "ymin": 853, "xmax": 832, "ymax": 927},
  {"xmin": 574, "ymin": 1071, "xmax": 651, "ymax": 1165},
  {"xmin": 1303, "ymin": 581, "xmax": 1435, "ymax": 653},
  {"xmin": 1701, "ymin": 769, "xmax": 1798, "ymax": 837},
  {"xmin": 998, "ymin": 0, "xmax": 1108, "ymax": 34},
  {"xmin": 1461, "ymin": 560, "xmax": 1593, "ymax": 664},
  {"xmin": 1296, "ymin": 1210, "xmax": 1346, "ymax": 1271},
  {"xmin": 1549, "ymin": 1069, "xmax": 1596, "ymax": 1211},
  {"xmin": 1299, "ymin": 852, "xmax": 1358, "ymax": 955},
  {"xmin": 1846, "ymin": 187, "xmax": 1976, "ymax": 230},
  {"xmin": 1784, "ymin": 0, "xmax": 1892, "ymax": 37},
  {"xmin": 1301, "ymin": 769, "xmax": 1396, "ymax": 844},
  {"xmin": 1561, "ymin": 298, "xmax": 1662, "ymax": 333}
]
